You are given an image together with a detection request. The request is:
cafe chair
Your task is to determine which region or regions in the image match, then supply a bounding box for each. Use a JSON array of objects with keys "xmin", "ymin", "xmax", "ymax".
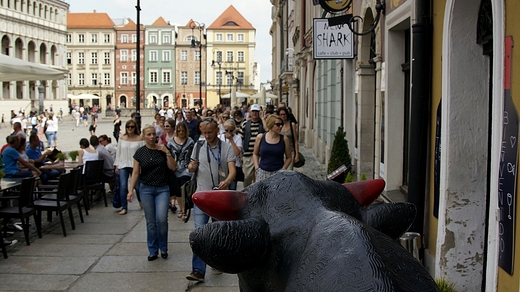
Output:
[
  {"xmin": 82, "ymin": 160, "xmax": 107, "ymax": 209},
  {"xmin": 0, "ymin": 236, "xmax": 7, "ymax": 259},
  {"xmin": 0, "ymin": 176, "xmax": 41, "ymax": 246},
  {"xmin": 33, "ymin": 173, "xmax": 75, "ymax": 237},
  {"xmin": 37, "ymin": 168, "xmax": 86, "ymax": 223}
]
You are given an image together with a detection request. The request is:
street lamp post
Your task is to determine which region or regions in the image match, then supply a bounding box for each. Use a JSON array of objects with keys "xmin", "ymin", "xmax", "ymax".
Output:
[
  {"xmin": 135, "ymin": 0, "xmax": 142, "ymax": 131},
  {"xmin": 211, "ymin": 60, "xmax": 222, "ymax": 105},
  {"xmin": 190, "ymin": 21, "xmax": 205, "ymax": 108}
]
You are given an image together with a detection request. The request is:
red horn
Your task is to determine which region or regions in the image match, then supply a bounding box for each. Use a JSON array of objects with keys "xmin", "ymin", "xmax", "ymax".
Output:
[
  {"xmin": 192, "ymin": 190, "xmax": 248, "ymax": 221},
  {"xmin": 343, "ymin": 179, "xmax": 385, "ymax": 207}
]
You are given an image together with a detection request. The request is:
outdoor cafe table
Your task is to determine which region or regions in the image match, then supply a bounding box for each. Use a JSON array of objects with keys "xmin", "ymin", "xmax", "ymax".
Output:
[
  {"xmin": 0, "ymin": 177, "xmax": 24, "ymax": 192},
  {"xmin": 39, "ymin": 161, "xmax": 78, "ymax": 171}
]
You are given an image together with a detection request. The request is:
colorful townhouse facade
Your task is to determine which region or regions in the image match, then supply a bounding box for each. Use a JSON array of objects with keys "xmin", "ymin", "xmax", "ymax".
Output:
[
  {"xmin": 143, "ymin": 17, "xmax": 175, "ymax": 110},
  {"xmin": 114, "ymin": 20, "xmax": 144, "ymax": 110},
  {"xmin": 66, "ymin": 12, "xmax": 115, "ymax": 113}
]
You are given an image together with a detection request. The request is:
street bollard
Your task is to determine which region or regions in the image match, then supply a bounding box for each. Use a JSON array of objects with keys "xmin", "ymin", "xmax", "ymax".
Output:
[{"xmin": 399, "ymin": 232, "xmax": 421, "ymax": 261}]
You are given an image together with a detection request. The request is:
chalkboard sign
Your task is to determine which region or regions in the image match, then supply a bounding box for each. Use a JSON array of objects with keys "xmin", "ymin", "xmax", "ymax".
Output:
[
  {"xmin": 433, "ymin": 101, "xmax": 441, "ymax": 218},
  {"xmin": 498, "ymin": 36, "xmax": 517, "ymax": 275}
]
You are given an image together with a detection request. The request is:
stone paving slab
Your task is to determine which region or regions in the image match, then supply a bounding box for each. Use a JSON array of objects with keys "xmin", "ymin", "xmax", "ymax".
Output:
[
  {"xmin": 12, "ymin": 243, "xmax": 112, "ymax": 257},
  {"xmin": 29, "ymin": 233, "xmax": 123, "ymax": 245},
  {"xmin": 0, "ymin": 256, "xmax": 97, "ymax": 275},
  {"xmin": 105, "ymin": 242, "xmax": 192, "ymax": 257},
  {"xmin": 91, "ymin": 255, "xmax": 192, "ymax": 273},
  {"xmin": 0, "ymin": 274, "xmax": 79, "ymax": 291},
  {"xmin": 69, "ymin": 272, "xmax": 239, "ymax": 292}
]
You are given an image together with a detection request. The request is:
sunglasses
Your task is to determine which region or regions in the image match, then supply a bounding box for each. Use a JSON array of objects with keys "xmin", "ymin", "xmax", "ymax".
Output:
[
  {"xmin": 222, "ymin": 116, "xmax": 229, "ymax": 119},
  {"xmin": 126, "ymin": 125, "xmax": 135, "ymax": 129},
  {"xmin": 99, "ymin": 139, "xmax": 105, "ymax": 143},
  {"xmin": 224, "ymin": 129, "xmax": 234, "ymax": 133},
  {"xmin": 164, "ymin": 125, "xmax": 170, "ymax": 128},
  {"xmin": 274, "ymin": 123, "xmax": 283, "ymax": 127}
]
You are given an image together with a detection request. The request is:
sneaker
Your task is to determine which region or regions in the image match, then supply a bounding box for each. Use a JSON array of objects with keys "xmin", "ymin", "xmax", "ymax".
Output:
[
  {"xmin": 186, "ymin": 270, "xmax": 205, "ymax": 282},
  {"xmin": 3, "ymin": 239, "xmax": 17, "ymax": 247},
  {"xmin": 211, "ymin": 267, "xmax": 222, "ymax": 275}
]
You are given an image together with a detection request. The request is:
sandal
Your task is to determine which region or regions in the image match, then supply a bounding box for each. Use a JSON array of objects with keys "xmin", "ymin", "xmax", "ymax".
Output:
[{"xmin": 177, "ymin": 211, "xmax": 185, "ymax": 218}]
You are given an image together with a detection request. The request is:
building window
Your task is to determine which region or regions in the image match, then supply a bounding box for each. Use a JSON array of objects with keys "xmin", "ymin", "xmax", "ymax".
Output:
[
  {"xmin": 163, "ymin": 71, "xmax": 171, "ymax": 83},
  {"xmin": 132, "ymin": 34, "xmax": 137, "ymax": 43},
  {"xmin": 67, "ymin": 73, "xmax": 71, "ymax": 85},
  {"xmin": 121, "ymin": 72, "xmax": 128, "ymax": 84},
  {"xmin": 216, "ymin": 51, "xmax": 222, "ymax": 62},
  {"xmin": 150, "ymin": 71, "xmax": 158, "ymax": 83},
  {"xmin": 150, "ymin": 51, "xmax": 157, "ymax": 61},
  {"xmin": 78, "ymin": 34, "xmax": 85, "ymax": 43},
  {"xmin": 195, "ymin": 50, "xmax": 200, "ymax": 61},
  {"xmin": 91, "ymin": 52, "xmax": 98, "ymax": 64},
  {"xmin": 195, "ymin": 71, "xmax": 200, "ymax": 85},
  {"xmin": 181, "ymin": 50, "xmax": 187, "ymax": 61},
  {"xmin": 78, "ymin": 52, "xmax": 84, "ymax": 64},
  {"xmin": 163, "ymin": 35, "xmax": 170, "ymax": 44},
  {"xmin": 181, "ymin": 71, "xmax": 188, "ymax": 84},
  {"xmin": 237, "ymin": 71, "xmax": 244, "ymax": 86},
  {"xmin": 78, "ymin": 73, "xmax": 84, "ymax": 85},
  {"xmin": 91, "ymin": 73, "xmax": 98, "ymax": 85},
  {"xmin": 120, "ymin": 50, "xmax": 128, "ymax": 62},
  {"xmin": 216, "ymin": 34, "xmax": 222, "ymax": 41},
  {"xmin": 104, "ymin": 34, "xmax": 110, "ymax": 43},
  {"xmin": 227, "ymin": 33, "xmax": 233, "ymax": 41},
  {"xmin": 91, "ymin": 33, "xmax": 98, "ymax": 43},
  {"xmin": 227, "ymin": 72, "xmax": 233, "ymax": 85},
  {"xmin": 150, "ymin": 35, "xmax": 157, "ymax": 43},
  {"xmin": 104, "ymin": 73, "xmax": 110, "ymax": 85},
  {"xmin": 132, "ymin": 72, "xmax": 137, "ymax": 85},
  {"xmin": 216, "ymin": 71, "xmax": 222, "ymax": 85},
  {"xmin": 238, "ymin": 34, "xmax": 244, "ymax": 42},
  {"xmin": 66, "ymin": 34, "xmax": 71, "ymax": 43},
  {"xmin": 162, "ymin": 51, "xmax": 170, "ymax": 62},
  {"xmin": 66, "ymin": 52, "xmax": 71, "ymax": 65},
  {"xmin": 132, "ymin": 49, "xmax": 137, "ymax": 61},
  {"xmin": 238, "ymin": 51, "xmax": 244, "ymax": 62},
  {"xmin": 121, "ymin": 34, "xmax": 128, "ymax": 43},
  {"xmin": 227, "ymin": 51, "xmax": 233, "ymax": 63},
  {"xmin": 104, "ymin": 52, "xmax": 110, "ymax": 64}
]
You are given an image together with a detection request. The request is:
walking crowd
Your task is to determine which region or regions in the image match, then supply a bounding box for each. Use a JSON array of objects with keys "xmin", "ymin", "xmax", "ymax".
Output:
[{"xmin": 1, "ymin": 102, "xmax": 301, "ymax": 284}]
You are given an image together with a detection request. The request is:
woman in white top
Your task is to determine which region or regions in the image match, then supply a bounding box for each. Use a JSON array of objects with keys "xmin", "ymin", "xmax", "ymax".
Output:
[
  {"xmin": 114, "ymin": 119, "xmax": 145, "ymax": 215},
  {"xmin": 78, "ymin": 138, "xmax": 99, "ymax": 173},
  {"xmin": 218, "ymin": 119, "xmax": 243, "ymax": 190},
  {"xmin": 45, "ymin": 113, "xmax": 59, "ymax": 147}
]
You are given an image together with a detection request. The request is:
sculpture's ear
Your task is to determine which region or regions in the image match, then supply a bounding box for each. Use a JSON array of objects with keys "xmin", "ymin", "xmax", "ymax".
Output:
[
  {"xmin": 189, "ymin": 217, "xmax": 270, "ymax": 274},
  {"xmin": 361, "ymin": 202, "xmax": 417, "ymax": 240}
]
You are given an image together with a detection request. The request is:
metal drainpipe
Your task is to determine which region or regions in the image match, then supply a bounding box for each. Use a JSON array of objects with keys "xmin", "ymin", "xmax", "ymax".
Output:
[{"xmin": 407, "ymin": 0, "xmax": 432, "ymax": 234}]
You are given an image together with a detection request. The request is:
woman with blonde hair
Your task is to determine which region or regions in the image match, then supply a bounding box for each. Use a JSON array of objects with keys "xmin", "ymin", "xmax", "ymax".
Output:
[
  {"xmin": 114, "ymin": 119, "xmax": 144, "ymax": 215},
  {"xmin": 127, "ymin": 124, "xmax": 177, "ymax": 261},
  {"xmin": 253, "ymin": 114, "xmax": 292, "ymax": 182}
]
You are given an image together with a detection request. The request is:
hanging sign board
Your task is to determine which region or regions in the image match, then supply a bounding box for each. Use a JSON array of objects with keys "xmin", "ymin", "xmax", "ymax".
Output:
[{"xmin": 313, "ymin": 18, "xmax": 354, "ymax": 60}]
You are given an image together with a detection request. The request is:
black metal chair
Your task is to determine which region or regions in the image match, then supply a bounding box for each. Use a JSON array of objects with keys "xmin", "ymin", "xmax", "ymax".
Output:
[
  {"xmin": 0, "ymin": 177, "xmax": 40, "ymax": 246},
  {"xmin": 82, "ymin": 160, "xmax": 107, "ymax": 208},
  {"xmin": 0, "ymin": 235, "xmax": 7, "ymax": 259},
  {"xmin": 33, "ymin": 173, "xmax": 74, "ymax": 237},
  {"xmin": 38, "ymin": 168, "xmax": 86, "ymax": 223}
]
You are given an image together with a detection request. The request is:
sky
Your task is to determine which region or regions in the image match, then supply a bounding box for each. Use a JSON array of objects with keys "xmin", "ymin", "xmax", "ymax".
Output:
[{"xmin": 66, "ymin": 0, "xmax": 273, "ymax": 83}]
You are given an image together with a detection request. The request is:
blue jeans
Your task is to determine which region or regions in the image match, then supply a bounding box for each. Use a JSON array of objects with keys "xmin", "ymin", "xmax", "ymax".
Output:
[
  {"xmin": 192, "ymin": 205, "xmax": 218, "ymax": 275},
  {"xmin": 46, "ymin": 131, "xmax": 57, "ymax": 147},
  {"xmin": 119, "ymin": 167, "xmax": 140, "ymax": 210},
  {"xmin": 139, "ymin": 183, "xmax": 170, "ymax": 256}
]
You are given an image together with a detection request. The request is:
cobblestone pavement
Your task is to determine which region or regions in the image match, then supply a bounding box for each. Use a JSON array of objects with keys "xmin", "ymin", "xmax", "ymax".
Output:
[{"xmin": 0, "ymin": 116, "xmax": 327, "ymax": 291}]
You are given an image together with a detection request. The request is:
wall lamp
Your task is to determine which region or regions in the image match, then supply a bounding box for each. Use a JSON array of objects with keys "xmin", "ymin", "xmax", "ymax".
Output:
[{"xmin": 321, "ymin": 0, "xmax": 385, "ymax": 36}]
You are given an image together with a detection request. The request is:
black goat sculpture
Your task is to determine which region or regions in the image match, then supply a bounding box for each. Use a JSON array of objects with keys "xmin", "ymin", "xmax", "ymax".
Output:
[{"xmin": 190, "ymin": 171, "xmax": 439, "ymax": 291}]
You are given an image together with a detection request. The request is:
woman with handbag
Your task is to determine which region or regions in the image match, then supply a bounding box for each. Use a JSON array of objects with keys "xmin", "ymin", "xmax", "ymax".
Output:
[
  {"xmin": 168, "ymin": 122, "xmax": 194, "ymax": 219},
  {"xmin": 114, "ymin": 119, "xmax": 144, "ymax": 215},
  {"xmin": 127, "ymin": 124, "xmax": 177, "ymax": 261},
  {"xmin": 278, "ymin": 107, "xmax": 300, "ymax": 169},
  {"xmin": 218, "ymin": 119, "xmax": 243, "ymax": 190}
]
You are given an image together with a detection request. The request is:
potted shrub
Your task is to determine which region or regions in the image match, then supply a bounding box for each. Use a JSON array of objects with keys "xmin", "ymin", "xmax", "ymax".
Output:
[
  {"xmin": 0, "ymin": 169, "xmax": 5, "ymax": 180},
  {"xmin": 56, "ymin": 152, "xmax": 68, "ymax": 164},
  {"xmin": 327, "ymin": 126, "xmax": 352, "ymax": 183},
  {"xmin": 68, "ymin": 150, "xmax": 79, "ymax": 162}
]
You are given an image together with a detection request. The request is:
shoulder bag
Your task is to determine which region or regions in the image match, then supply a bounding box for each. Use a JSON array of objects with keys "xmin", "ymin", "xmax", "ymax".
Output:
[{"xmin": 181, "ymin": 140, "xmax": 204, "ymax": 223}]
